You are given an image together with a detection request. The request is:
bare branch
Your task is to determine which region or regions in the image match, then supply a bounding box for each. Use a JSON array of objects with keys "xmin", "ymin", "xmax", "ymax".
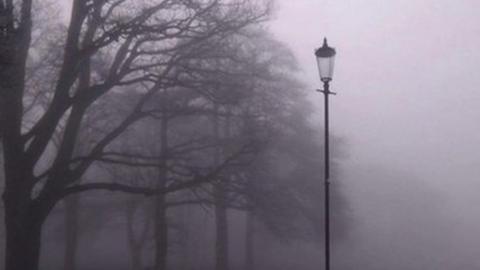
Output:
[{"xmin": 58, "ymin": 142, "xmax": 254, "ymax": 199}]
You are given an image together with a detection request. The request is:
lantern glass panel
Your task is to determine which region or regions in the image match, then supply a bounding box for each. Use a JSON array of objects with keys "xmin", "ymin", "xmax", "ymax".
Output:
[{"xmin": 316, "ymin": 55, "xmax": 335, "ymax": 82}]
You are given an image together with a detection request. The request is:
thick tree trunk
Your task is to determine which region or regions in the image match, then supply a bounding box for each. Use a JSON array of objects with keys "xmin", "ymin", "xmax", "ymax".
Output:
[
  {"xmin": 2, "ymin": 152, "xmax": 44, "ymax": 270},
  {"xmin": 2, "ymin": 147, "xmax": 44, "ymax": 270},
  {"xmin": 63, "ymin": 194, "xmax": 80, "ymax": 270},
  {"xmin": 4, "ymin": 220, "xmax": 42, "ymax": 270},
  {"xmin": 3, "ymin": 196, "xmax": 45, "ymax": 270},
  {"xmin": 1, "ymin": 4, "xmax": 37, "ymax": 268},
  {"xmin": 2, "ymin": 129, "xmax": 47, "ymax": 270}
]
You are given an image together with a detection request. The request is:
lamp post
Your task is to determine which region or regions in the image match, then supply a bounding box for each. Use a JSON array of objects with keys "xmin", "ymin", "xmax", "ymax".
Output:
[{"xmin": 315, "ymin": 37, "xmax": 336, "ymax": 270}]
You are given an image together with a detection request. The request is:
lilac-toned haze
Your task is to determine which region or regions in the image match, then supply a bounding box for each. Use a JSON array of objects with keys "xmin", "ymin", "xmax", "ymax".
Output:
[
  {"xmin": 32, "ymin": 1, "xmax": 480, "ymax": 269},
  {"xmin": 271, "ymin": 0, "xmax": 480, "ymax": 268}
]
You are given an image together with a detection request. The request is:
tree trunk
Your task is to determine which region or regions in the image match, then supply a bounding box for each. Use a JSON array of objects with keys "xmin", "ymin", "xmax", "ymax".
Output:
[
  {"xmin": 154, "ymin": 97, "xmax": 169, "ymax": 270},
  {"xmin": 130, "ymin": 248, "xmax": 142, "ymax": 270},
  {"xmin": 64, "ymin": 194, "xmax": 80, "ymax": 270},
  {"xmin": 213, "ymin": 104, "xmax": 229, "ymax": 270},
  {"xmin": 2, "ymin": 148, "xmax": 44, "ymax": 270},
  {"xmin": 3, "ymin": 197, "xmax": 45, "ymax": 270},
  {"xmin": 179, "ymin": 205, "xmax": 190, "ymax": 270},
  {"xmin": 4, "ymin": 221, "xmax": 42, "ymax": 270},
  {"xmin": 1, "ymin": 4, "xmax": 41, "ymax": 268},
  {"xmin": 245, "ymin": 212, "xmax": 255, "ymax": 270},
  {"xmin": 214, "ymin": 187, "xmax": 229, "ymax": 270},
  {"xmin": 2, "ymin": 164, "xmax": 44, "ymax": 270},
  {"xmin": 126, "ymin": 198, "xmax": 150, "ymax": 270},
  {"xmin": 154, "ymin": 194, "xmax": 167, "ymax": 270},
  {"xmin": 126, "ymin": 200, "xmax": 140, "ymax": 270}
]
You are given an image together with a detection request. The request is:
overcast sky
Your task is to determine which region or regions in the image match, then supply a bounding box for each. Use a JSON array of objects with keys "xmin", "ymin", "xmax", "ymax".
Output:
[
  {"xmin": 270, "ymin": 0, "xmax": 480, "ymax": 202},
  {"xmin": 269, "ymin": 0, "xmax": 480, "ymax": 263}
]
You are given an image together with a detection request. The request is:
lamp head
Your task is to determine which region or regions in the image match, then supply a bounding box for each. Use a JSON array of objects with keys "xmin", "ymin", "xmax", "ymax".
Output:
[{"xmin": 315, "ymin": 38, "xmax": 336, "ymax": 82}]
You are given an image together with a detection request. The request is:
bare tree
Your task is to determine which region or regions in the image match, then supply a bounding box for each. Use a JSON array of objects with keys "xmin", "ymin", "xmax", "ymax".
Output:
[{"xmin": 0, "ymin": 1, "xmax": 271, "ymax": 269}]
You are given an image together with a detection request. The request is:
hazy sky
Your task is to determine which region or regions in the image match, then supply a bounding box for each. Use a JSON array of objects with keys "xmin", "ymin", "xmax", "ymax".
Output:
[
  {"xmin": 269, "ymin": 0, "xmax": 480, "ymax": 264},
  {"xmin": 270, "ymin": 0, "xmax": 480, "ymax": 201}
]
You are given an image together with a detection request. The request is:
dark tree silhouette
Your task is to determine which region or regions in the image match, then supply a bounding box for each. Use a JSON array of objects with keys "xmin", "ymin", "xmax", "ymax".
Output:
[{"xmin": 0, "ymin": 1, "xmax": 271, "ymax": 270}]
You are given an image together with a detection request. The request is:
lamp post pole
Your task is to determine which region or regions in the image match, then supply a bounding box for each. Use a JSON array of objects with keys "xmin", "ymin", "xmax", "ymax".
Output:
[
  {"xmin": 314, "ymin": 37, "xmax": 336, "ymax": 270},
  {"xmin": 319, "ymin": 81, "xmax": 334, "ymax": 270}
]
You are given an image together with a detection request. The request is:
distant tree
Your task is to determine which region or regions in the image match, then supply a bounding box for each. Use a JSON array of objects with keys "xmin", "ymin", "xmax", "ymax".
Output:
[
  {"xmin": 202, "ymin": 33, "xmax": 349, "ymax": 270},
  {"xmin": 165, "ymin": 29, "xmax": 346, "ymax": 270},
  {"xmin": 91, "ymin": 82, "xmax": 253, "ymax": 270}
]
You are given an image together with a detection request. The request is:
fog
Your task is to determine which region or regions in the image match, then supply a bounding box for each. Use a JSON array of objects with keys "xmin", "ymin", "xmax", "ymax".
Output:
[
  {"xmin": 1, "ymin": 0, "xmax": 480, "ymax": 270},
  {"xmin": 271, "ymin": 0, "xmax": 480, "ymax": 268}
]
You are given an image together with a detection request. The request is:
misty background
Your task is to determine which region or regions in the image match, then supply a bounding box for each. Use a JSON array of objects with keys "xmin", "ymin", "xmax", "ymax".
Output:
[
  {"xmin": 270, "ymin": 0, "xmax": 480, "ymax": 268},
  {"xmin": 0, "ymin": 0, "xmax": 480, "ymax": 270}
]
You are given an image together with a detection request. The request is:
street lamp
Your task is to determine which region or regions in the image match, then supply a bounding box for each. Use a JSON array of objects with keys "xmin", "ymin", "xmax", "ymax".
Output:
[{"xmin": 315, "ymin": 37, "xmax": 336, "ymax": 270}]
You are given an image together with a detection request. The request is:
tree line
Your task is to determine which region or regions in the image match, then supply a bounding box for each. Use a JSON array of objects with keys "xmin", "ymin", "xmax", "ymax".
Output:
[{"xmin": 0, "ymin": 1, "xmax": 346, "ymax": 270}]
